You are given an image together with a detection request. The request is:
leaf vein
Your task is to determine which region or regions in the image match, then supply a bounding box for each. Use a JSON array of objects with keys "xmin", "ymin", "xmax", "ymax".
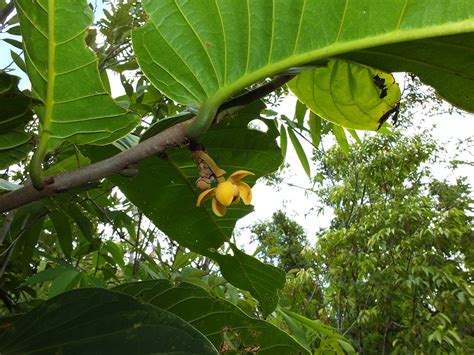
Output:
[{"xmin": 174, "ymin": 1, "xmax": 222, "ymax": 88}]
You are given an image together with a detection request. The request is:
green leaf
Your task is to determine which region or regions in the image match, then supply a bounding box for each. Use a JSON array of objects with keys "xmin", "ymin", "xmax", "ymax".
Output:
[
  {"xmin": 133, "ymin": 0, "xmax": 473, "ymax": 112},
  {"xmin": 24, "ymin": 267, "xmax": 74, "ymax": 286},
  {"xmin": 0, "ymin": 288, "xmax": 218, "ymax": 354},
  {"xmin": 68, "ymin": 205, "xmax": 94, "ymax": 243},
  {"xmin": 6, "ymin": 25, "xmax": 21, "ymax": 36},
  {"xmin": 339, "ymin": 33, "xmax": 474, "ymax": 112},
  {"xmin": 0, "ymin": 130, "xmax": 33, "ymax": 169},
  {"xmin": 114, "ymin": 280, "xmax": 309, "ymax": 355},
  {"xmin": 48, "ymin": 269, "xmax": 81, "ymax": 298},
  {"xmin": 278, "ymin": 309, "xmax": 310, "ymax": 350},
  {"xmin": 279, "ymin": 124, "xmax": 288, "ymax": 159},
  {"xmin": 288, "ymin": 60, "xmax": 401, "ymax": 130},
  {"xmin": 347, "ymin": 129, "xmax": 362, "ymax": 144},
  {"xmin": 2, "ymin": 38, "xmax": 23, "ymax": 50},
  {"xmin": 332, "ymin": 124, "xmax": 350, "ymax": 156},
  {"xmin": 0, "ymin": 72, "xmax": 33, "ymax": 129},
  {"xmin": 104, "ymin": 241, "xmax": 125, "ymax": 268},
  {"xmin": 84, "ymin": 102, "xmax": 282, "ymax": 254},
  {"xmin": 210, "ymin": 246, "xmax": 285, "ymax": 318},
  {"xmin": 287, "ymin": 127, "xmax": 311, "ymax": 178},
  {"xmin": 172, "ymin": 249, "xmax": 197, "ymax": 270},
  {"xmin": 44, "ymin": 152, "xmax": 90, "ymax": 176},
  {"xmin": 10, "ymin": 50, "xmax": 26, "ymax": 72},
  {"xmin": 280, "ymin": 308, "xmax": 347, "ymax": 340},
  {"xmin": 9, "ymin": 202, "xmax": 46, "ymax": 258},
  {"xmin": 0, "ymin": 130, "xmax": 31, "ymax": 149},
  {"xmin": 49, "ymin": 209, "xmax": 73, "ymax": 259},
  {"xmin": 15, "ymin": 0, "xmax": 139, "ymax": 151},
  {"xmin": 308, "ymin": 111, "xmax": 322, "ymax": 148},
  {"xmin": 140, "ymin": 111, "xmax": 195, "ymax": 142},
  {"xmin": 83, "ymin": 103, "xmax": 285, "ymax": 313},
  {"xmin": 0, "ymin": 71, "xmax": 35, "ymax": 168},
  {"xmin": 294, "ymin": 99, "xmax": 307, "ymax": 127}
]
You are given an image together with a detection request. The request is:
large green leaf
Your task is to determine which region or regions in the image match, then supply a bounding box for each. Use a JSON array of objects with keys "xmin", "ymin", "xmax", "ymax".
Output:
[
  {"xmin": 15, "ymin": 0, "xmax": 138, "ymax": 151},
  {"xmin": 114, "ymin": 280, "xmax": 309, "ymax": 354},
  {"xmin": 133, "ymin": 0, "xmax": 474, "ymax": 113},
  {"xmin": 288, "ymin": 60, "xmax": 401, "ymax": 131},
  {"xmin": 0, "ymin": 288, "xmax": 218, "ymax": 354},
  {"xmin": 84, "ymin": 102, "xmax": 285, "ymax": 314},
  {"xmin": 86, "ymin": 102, "xmax": 281, "ymax": 253}
]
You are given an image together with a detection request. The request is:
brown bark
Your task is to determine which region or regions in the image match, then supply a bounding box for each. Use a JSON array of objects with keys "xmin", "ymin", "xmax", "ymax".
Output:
[{"xmin": 0, "ymin": 118, "xmax": 193, "ymax": 213}]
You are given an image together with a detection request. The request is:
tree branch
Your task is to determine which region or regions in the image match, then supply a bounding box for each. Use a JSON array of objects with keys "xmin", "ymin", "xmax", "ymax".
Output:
[
  {"xmin": 0, "ymin": 118, "xmax": 193, "ymax": 213},
  {"xmin": 217, "ymin": 74, "xmax": 294, "ymax": 113},
  {"xmin": 0, "ymin": 74, "xmax": 294, "ymax": 213}
]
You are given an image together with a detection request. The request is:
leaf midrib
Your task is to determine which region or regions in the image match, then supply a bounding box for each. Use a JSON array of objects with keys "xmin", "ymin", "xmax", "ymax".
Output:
[
  {"xmin": 209, "ymin": 21, "xmax": 474, "ymax": 107},
  {"xmin": 43, "ymin": 0, "xmax": 55, "ymax": 141}
]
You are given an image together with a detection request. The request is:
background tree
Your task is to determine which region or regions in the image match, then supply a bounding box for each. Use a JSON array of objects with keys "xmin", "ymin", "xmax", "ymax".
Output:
[{"xmin": 254, "ymin": 131, "xmax": 473, "ymax": 353}]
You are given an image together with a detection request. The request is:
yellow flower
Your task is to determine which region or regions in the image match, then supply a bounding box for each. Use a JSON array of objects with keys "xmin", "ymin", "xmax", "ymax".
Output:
[{"xmin": 196, "ymin": 170, "xmax": 254, "ymax": 217}]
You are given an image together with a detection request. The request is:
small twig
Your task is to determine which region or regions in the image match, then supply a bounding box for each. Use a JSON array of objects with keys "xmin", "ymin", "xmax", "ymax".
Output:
[
  {"xmin": 98, "ymin": 42, "xmax": 131, "ymax": 72},
  {"xmin": 132, "ymin": 212, "xmax": 143, "ymax": 276}
]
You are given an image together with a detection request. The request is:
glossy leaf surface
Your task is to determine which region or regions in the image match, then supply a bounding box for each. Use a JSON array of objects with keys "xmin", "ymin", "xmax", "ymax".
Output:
[
  {"xmin": 15, "ymin": 0, "xmax": 138, "ymax": 151},
  {"xmin": 0, "ymin": 288, "xmax": 217, "ymax": 354},
  {"xmin": 114, "ymin": 280, "xmax": 309, "ymax": 354}
]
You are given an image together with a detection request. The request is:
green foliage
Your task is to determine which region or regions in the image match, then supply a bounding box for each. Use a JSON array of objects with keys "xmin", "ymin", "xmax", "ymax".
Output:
[
  {"xmin": 114, "ymin": 280, "xmax": 309, "ymax": 354},
  {"xmin": 134, "ymin": 0, "xmax": 473, "ymax": 112},
  {"xmin": 340, "ymin": 32, "xmax": 474, "ymax": 113},
  {"xmin": 0, "ymin": 71, "xmax": 34, "ymax": 169},
  {"xmin": 83, "ymin": 103, "xmax": 286, "ymax": 314},
  {"xmin": 0, "ymin": 288, "xmax": 218, "ymax": 354},
  {"xmin": 288, "ymin": 60, "xmax": 401, "ymax": 130},
  {"xmin": 252, "ymin": 210, "xmax": 309, "ymax": 272},
  {"xmin": 0, "ymin": 1, "xmax": 473, "ymax": 352},
  {"xmin": 15, "ymin": 0, "xmax": 138, "ymax": 150},
  {"xmin": 312, "ymin": 133, "xmax": 474, "ymax": 353}
]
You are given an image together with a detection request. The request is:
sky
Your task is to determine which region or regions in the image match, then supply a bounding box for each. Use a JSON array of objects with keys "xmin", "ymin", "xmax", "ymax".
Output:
[{"xmin": 1, "ymin": 2, "xmax": 473, "ymax": 252}]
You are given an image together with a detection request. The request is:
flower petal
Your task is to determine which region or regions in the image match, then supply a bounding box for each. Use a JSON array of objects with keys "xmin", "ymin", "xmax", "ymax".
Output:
[
  {"xmin": 228, "ymin": 170, "xmax": 254, "ymax": 183},
  {"xmin": 212, "ymin": 198, "xmax": 226, "ymax": 217},
  {"xmin": 236, "ymin": 181, "xmax": 252, "ymax": 205},
  {"xmin": 215, "ymin": 181, "xmax": 236, "ymax": 206},
  {"xmin": 196, "ymin": 188, "xmax": 215, "ymax": 207}
]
